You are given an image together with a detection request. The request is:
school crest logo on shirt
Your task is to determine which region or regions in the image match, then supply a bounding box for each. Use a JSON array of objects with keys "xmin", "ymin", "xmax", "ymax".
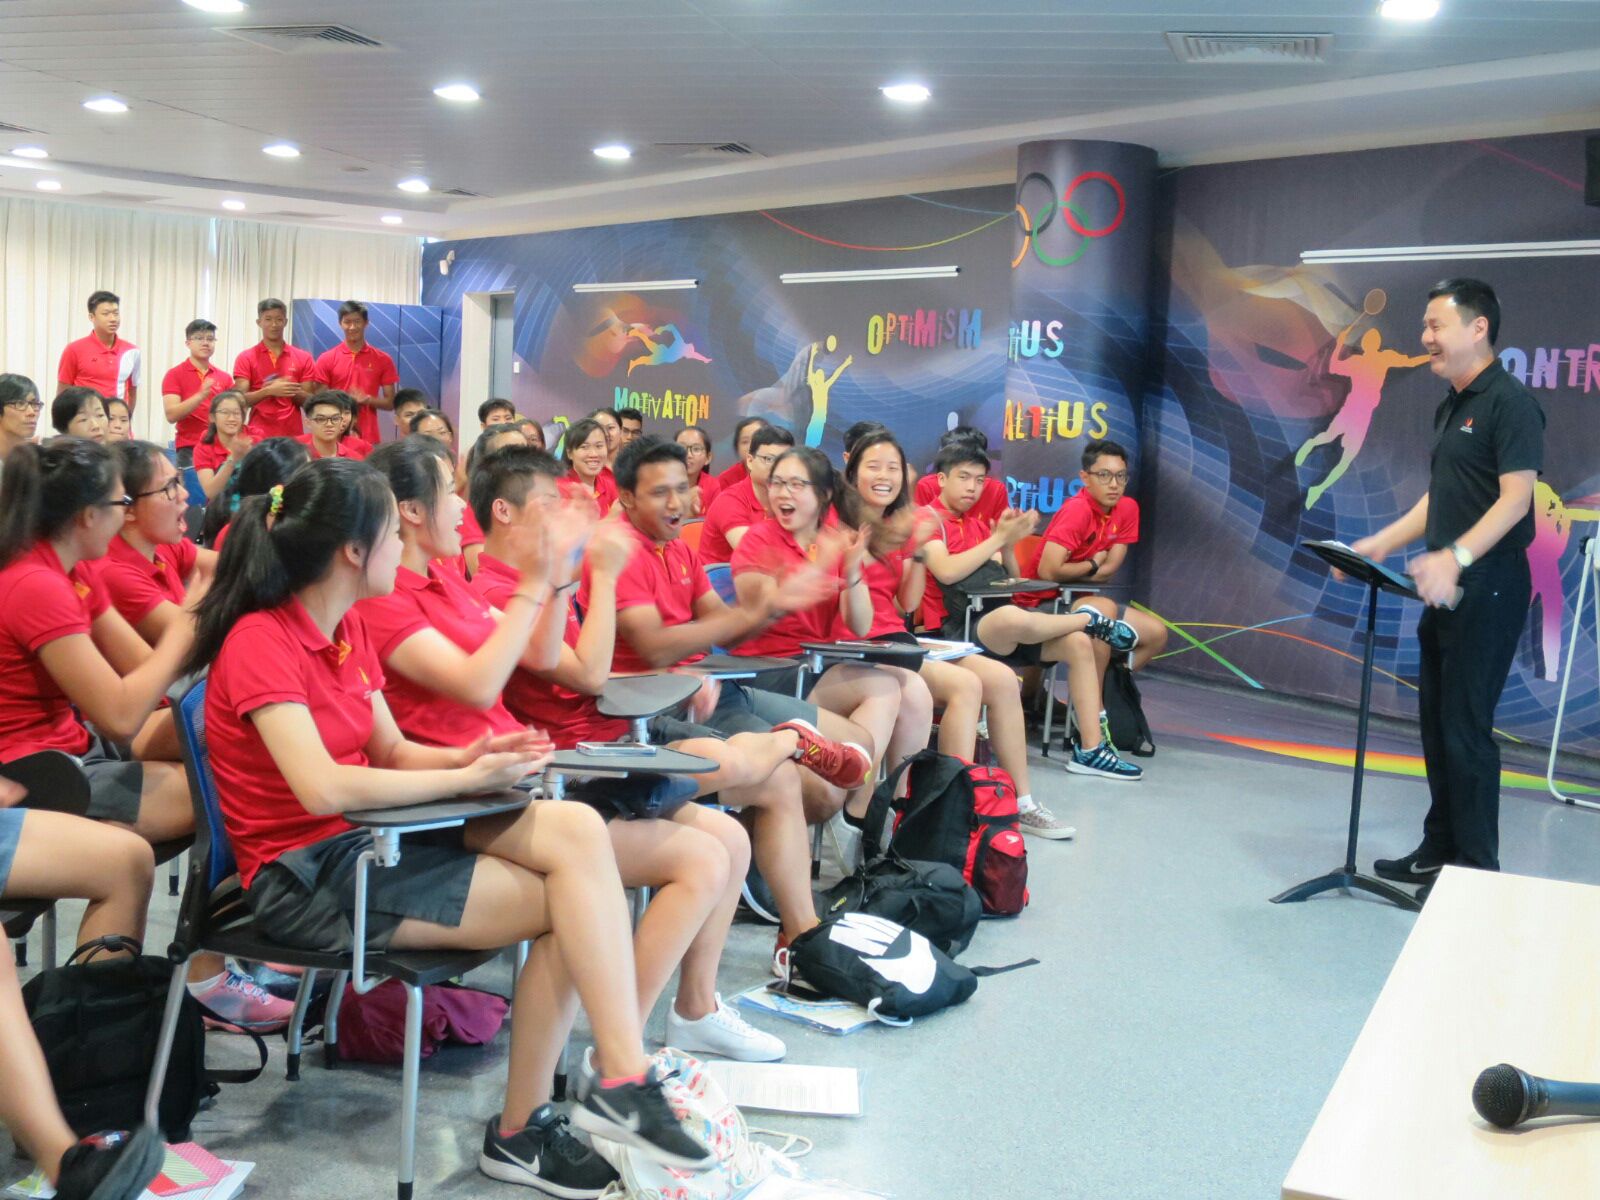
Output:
[
  {"xmin": 1459, "ymin": 417, "xmax": 1474, "ymax": 434},
  {"xmin": 335, "ymin": 640, "xmax": 352, "ymax": 666},
  {"xmin": 73, "ymin": 581, "xmax": 91, "ymax": 600}
]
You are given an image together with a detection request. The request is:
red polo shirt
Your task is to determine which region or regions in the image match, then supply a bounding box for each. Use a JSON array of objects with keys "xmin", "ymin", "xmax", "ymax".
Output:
[
  {"xmin": 161, "ymin": 360, "xmax": 235, "ymax": 449},
  {"xmin": 920, "ymin": 499, "xmax": 995, "ymax": 631},
  {"xmin": 0, "ymin": 542, "xmax": 111, "ymax": 761},
  {"xmin": 354, "ymin": 563, "xmax": 523, "ymax": 748},
  {"xmin": 590, "ymin": 515, "xmax": 710, "ymax": 674},
  {"xmin": 472, "ymin": 552, "xmax": 627, "ymax": 747},
  {"xmin": 95, "ymin": 535, "xmax": 198, "ymax": 626},
  {"xmin": 234, "ymin": 342, "xmax": 315, "ymax": 440},
  {"xmin": 714, "ymin": 461, "xmax": 748, "ymax": 491},
  {"xmin": 458, "ymin": 502, "xmax": 485, "ymax": 550},
  {"xmin": 692, "ymin": 472, "xmax": 722, "ymax": 514},
  {"xmin": 731, "ymin": 518, "xmax": 843, "ymax": 658},
  {"xmin": 296, "ymin": 433, "xmax": 368, "ymax": 461},
  {"xmin": 1015, "ymin": 491, "xmax": 1140, "ymax": 608},
  {"xmin": 193, "ymin": 437, "xmax": 248, "ymax": 474},
  {"xmin": 311, "ymin": 343, "xmax": 398, "ymax": 445},
  {"xmin": 58, "ymin": 334, "xmax": 141, "ymax": 403},
  {"xmin": 560, "ymin": 470, "xmax": 617, "ymax": 519},
  {"xmin": 915, "ymin": 473, "xmax": 1008, "ymax": 523},
  {"xmin": 700, "ymin": 478, "xmax": 768, "ymax": 565},
  {"xmin": 851, "ymin": 548, "xmax": 912, "ymax": 640},
  {"xmin": 206, "ymin": 599, "xmax": 380, "ymax": 888}
]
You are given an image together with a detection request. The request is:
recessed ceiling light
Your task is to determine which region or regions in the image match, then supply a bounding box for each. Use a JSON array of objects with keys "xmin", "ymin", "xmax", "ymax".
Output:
[
  {"xmin": 262, "ymin": 142, "xmax": 300, "ymax": 158},
  {"xmin": 593, "ymin": 144, "xmax": 632, "ymax": 161},
  {"xmin": 36, "ymin": 179, "xmax": 62, "ymax": 191},
  {"xmin": 221, "ymin": 199, "xmax": 246, "ymax": 211},
  {"xmin": 397, "ymin": 177, "xmax": 430, "ymax": 193},
  {"xmin": 83, "ymin": 97, "xmax": 129, "ymax": 114},
  {"xmin": 1378, "ymin": 0, "xmax": 1440, "ymax": 18},
  {"xmin": 881, "ymin": 82, "xmax": 931, "ymax": 104},
  {"xmin": 380, "ymin": 214, "xmax": 404, "ymax": 225},
  {"xmin": 11, "ymin": 146, "xmax": 48, "ymax": 159},
  {"xmin": 182, "ymin": 0, "xmax": 246, "ymax": 12},
  {"xmin": 432, "ymin": 83, "xmax": 480, "ymax": 103}
]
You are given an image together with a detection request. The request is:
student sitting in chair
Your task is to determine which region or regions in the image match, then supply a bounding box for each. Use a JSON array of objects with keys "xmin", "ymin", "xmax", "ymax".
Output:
[
  {"xmin": 186, "ymin": 457, "xmax": 714, "ymax": 1194},
  {"xmin": 920, "ymin": 441, "xmax": 1145, "ymax": 783},
  {"xmin": 471, "ymin": 442, "xmax": 827, "ymax": 1049},
  {"xmin": 200, "ymin": 437, "xmax": 309, "ymax": 550},
  {"xmin": 698, "ymin": 423, "xmax": 791, "ymax": 564}
]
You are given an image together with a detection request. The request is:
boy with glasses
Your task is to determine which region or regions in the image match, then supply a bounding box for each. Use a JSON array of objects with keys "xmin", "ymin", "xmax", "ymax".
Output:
[
  {"xmin": 161, "ymin": 319, "xmax": 234, "ymax": 469},
  {"xmin": 297, "ymin": 392, "xmax": 365, "ymax": 460},
  {"xmin": 699, "ymin": 424, "xmax": 792, "ymax": 563},
  {"xmin": 0, "ymin": 375, "xmax": 42, "ymax": 461}
]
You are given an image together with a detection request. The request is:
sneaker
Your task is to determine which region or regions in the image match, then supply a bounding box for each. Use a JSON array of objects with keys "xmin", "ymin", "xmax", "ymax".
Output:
[
  {"xmin": 234, "ymin": 959, "xmax": 306, "ymax": 1000},
  {"xmin": 190, "ymin": 969, "xmax": 295, "ymax": 1034},
  {"xmin": 1374, "ymin": 850, "xmax": 1445, "ymax": 885},
  {"xmin": 772, "ymin": 932, "xmax": 793, "ymax": 980},
  {"xmin": 1066, "ymin": 742, "xmax": 1143, "ymax": 782},
  {"xmin": 571, "ymin": 1063, "xmax": 715, "ymax": 1170},
  {"xmin": 1065, "ymin": 709, "xmax": 1115, "ymax": 754},
  {"xmin": 666, "ymin": 995, "xmax": 785, "ymax": 1062},
  {"xmin": 1017, "ymin": 805, "xmax": 1076, "ymax": 840},
  {"xmin": 54, "ymin": 1126, "xmax": 164, "ymax": 1200},
  {"xmin": 1074, "ymin": 606, "xmax": 1139, "ymax": 654},
  {"xmin": 773, "ymin": 718, "xmax": 871, "ymax": 790},
  {"xmin": 479, "ymin": 1106, "xmax": 619, "ymax": 1197}
]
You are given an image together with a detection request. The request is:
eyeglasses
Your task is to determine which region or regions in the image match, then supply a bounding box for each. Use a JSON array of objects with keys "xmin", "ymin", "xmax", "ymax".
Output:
[
  {"xmin": 187, "ymin": 334, "xmax": 217, "ymax": 344},
  {"xmin": 308, "ymin": 413, "xmax": 345, "ymax": 426},
  {"xmin": 97, "ymin": 495, "xmax": 135, "ymax": 509},
  {"xmin": 1087, "ymin": 470, "xmax": 1129, "ymax": 485},
  {"xmin": 680, "ymin": 443, "xmax": 707, "ymax": 457},
  {"xmin": 767, "ymin": 476, "xmax": 814, "ymax": 495},
  {"xmin": 3, "ymin": 399, "xmax": 42, "ymax": 413},
  {"xmin": 752, "ymin": 453, "xmax": 781, "ymax": 467},
  {"xmin": 135, "ymin": 477, "xmax": 185, "ymax": 502}
]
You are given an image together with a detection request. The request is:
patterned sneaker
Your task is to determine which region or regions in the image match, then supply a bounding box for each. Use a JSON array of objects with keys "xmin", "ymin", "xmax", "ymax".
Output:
[
  {"xmin": 1017, "ymin": 804, "xmax": 1076, "ymax": 840},
  {"xmin": 666, "ymin": 994, "xmax": 786, "ymax": 1062},
  {"xmin": 479, "ymin": 1105, "xmax": 619, "ymax": 1196},
  {"xmin": 190, "ymin": 969, "xmax": 295, "ymax": 1033},
  {"xmin": 1074, "ymin": 606, "xmax": 1139, "ymax": 654},
  {"xmin": 53, "ymin": 1127, "xmax": 164, "ymax": 1200},
  {"xmin": 773, "ymin": 718, "xmax": 871, "ymax": 790},
  {"xmin": 572, "ymin": 1063, "xmax": 715, "ymax": 1170},
  {"xmin": 1066, "ymin": 742, "xmax": 1143, "ymax": 782}
]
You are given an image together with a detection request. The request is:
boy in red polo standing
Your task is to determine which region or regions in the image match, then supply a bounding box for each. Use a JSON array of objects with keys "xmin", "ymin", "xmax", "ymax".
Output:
[
  {"xmin": 234, "ymin": 298, "xmax": 316, "ymax": 440},
  {"xmin": 58, "ymin": 290, "xmax": 140, "ymax": 413},
  {"xmin": 161, "ymin": 319, "xmax": 234, "ymax": 469},
  {"xmin": 307, "ymin": 300, "xmax": 397, "ymax": 445}
]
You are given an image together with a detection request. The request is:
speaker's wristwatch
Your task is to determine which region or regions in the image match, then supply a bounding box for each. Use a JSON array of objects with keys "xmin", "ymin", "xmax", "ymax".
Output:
[{"xmin": 1449, "ymin": 542, "xmax": 1474, "ymax": 570}]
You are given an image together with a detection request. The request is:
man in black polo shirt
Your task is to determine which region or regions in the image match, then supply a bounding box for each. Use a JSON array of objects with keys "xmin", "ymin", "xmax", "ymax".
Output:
[{"xmin": 1352, "ymin": 278, "xmax": 1543, "ymax": 902}]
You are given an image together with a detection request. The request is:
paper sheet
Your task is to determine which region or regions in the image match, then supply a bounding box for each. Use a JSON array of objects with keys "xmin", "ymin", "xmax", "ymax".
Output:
[{"xmin": 704, "ymin": 1062, "xmax": 862, "ymax": 1117}]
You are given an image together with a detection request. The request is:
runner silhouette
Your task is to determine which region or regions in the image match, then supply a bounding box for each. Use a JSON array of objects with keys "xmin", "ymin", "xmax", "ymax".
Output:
[{"xmin": 625, "ymin": 322, "xmax": 713, "ymax": 375}]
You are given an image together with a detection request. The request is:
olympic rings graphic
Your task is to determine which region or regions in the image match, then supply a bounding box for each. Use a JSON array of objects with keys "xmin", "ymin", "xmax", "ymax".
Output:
[{"xmin": 1011, "ymin": 171, "xmax": 1126, "ymax": 268}]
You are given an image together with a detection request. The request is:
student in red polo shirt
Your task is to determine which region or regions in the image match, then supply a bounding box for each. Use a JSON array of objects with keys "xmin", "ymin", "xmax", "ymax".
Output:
[
  {"xmin": 482, "ymin": 442, "xmax": 865, "ymax": 992},
  {"xmin": 394, "ymin": 389, "xmax": 431, "ymax": 436},
  {"xmin": 57, "ymin": 290, "xmax": 139, "ymax": 413},
  {"xmin": 714, "ymin": 416, "xmax": 764, "ymax": 491},
  {"xmin": 187, "ymin": 456, "xmax": 707, "ymax": 1185},
  {"xmin": 913, "ymin": 426, "xmax": 1008, "ymax": 521},
  {"xmin": 921, "ymin": 441, "xmax": 1145, "ymax": 783},
  {"xmin": 732, "ymin": 447, "xmax": 931, "ymax": 816},
  {"xmin": 456, "ymin": 424, "xmax": 531, "ymax": 577},
  {"xmin": 297, "ymin": 392, "xmax": 368, "ymax": 461},
  {"xmin": 192, "ymin": 391, "xmax": 253, "ymax": 500},
  {"xmin": 199, "ymin": 437, "xmax": 309, "ymax": 550},
  {"xmin": 0, "ymin": 374, "xmax": 42, "ymax": 461},
  {"xmin": 700, "ymin": 424, "xmax": 791, "ymax": 563},
  {"xmin": 234, "ymin": 298, "xmax": 315, "ymax": 441},
  {"xmin": 161, "ymin": 319, "xmax": 234, "ymax": 469},
  {"xmin": 674, "ymin": 426, "xmax": 720, "ymax": 516},
  {"xmin": 307, "ymin": 300, "xmax": 397, "ymax": 446},
  {"xmin": 560, "ymin": 417, "xmax": 617, "ymax": 517},
  {"xmin": 1029, "ymin": 439, "xmax": 1168, "ymax": 674}
]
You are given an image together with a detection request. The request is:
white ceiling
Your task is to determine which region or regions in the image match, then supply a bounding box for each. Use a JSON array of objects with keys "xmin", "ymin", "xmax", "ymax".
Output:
[{"xmin": 1, "ymin": 0, "xmax": 1598, "ymax": 237}]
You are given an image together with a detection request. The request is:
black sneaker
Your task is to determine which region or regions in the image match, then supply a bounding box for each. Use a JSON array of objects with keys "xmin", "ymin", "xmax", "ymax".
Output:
[
  {"xmin": 54, "ymin": 1127, "xmax": 164, "ymax": 1200},
  {"xmin": 1374, "ymin": 850, "xmax": 1445, "ymax": 884},
  {"xmin": 571, "ymin": 1063, "xmax": 714, "ymax": 1171},
  {"xmin": 1074, "ymin": 606, "xmax": 1139, "ymax": 654},
  {"xmin": 479, "ymin": 1107, "xmax": 618, "ymax": 1198}
]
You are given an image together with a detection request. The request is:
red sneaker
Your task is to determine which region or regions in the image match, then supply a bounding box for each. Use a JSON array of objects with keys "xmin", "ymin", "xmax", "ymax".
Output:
[{"xmin": 773, "ymin": 719, "xmax": 871, "ymax": 790}]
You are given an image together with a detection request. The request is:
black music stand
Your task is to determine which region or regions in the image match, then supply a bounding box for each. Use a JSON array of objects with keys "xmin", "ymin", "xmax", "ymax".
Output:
[{"xmin": 1271, "ymin": 540, "xmax": 1422, "ymax": 913}]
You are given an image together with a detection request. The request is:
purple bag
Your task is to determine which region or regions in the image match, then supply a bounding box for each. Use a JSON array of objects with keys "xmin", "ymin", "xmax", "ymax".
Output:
[{"xmin": 335, "ymin": 980, "xmax": 508, "ymax": 1064}]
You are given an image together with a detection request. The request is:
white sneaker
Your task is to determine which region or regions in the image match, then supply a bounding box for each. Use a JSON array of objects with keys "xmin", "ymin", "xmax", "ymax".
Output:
[
  {"xmin": 665, "ymin": 995, "xmax": 786, "ymax": 1062},
  {"xmin": 1017, "ymin": 804, "xmax": 1076, "ymax": 840}
]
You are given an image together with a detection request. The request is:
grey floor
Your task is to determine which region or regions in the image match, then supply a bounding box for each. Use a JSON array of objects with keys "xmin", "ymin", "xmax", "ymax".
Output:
[{"xmin": 9, "ymin": 674, "xmax": 1600, "ymax": 1199}]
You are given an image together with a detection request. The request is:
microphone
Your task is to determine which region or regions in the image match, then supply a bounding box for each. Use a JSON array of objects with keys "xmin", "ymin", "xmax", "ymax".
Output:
[{"xmin": 1472, "ymin": 1063, "xmax": 1600, "ymax": 1129}]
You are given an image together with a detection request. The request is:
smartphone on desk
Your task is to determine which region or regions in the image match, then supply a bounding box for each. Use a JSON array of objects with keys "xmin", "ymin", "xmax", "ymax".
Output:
[{"xmin": 577, "ymin": 741, "xmax": 658, "ymax": 757}]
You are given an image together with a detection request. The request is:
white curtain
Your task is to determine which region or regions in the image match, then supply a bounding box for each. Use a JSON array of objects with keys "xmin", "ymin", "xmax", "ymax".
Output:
[{"xmin": 0, "ymin": 196, "xmax": 421, "ymax": 444}]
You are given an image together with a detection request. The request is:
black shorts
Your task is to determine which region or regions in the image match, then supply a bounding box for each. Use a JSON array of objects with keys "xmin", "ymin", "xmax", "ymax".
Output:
[
  {"xmin": 245, "ymin": 826, "xmax": 477, "ymax": 952},
  {"xmin": 77, "ymin": 730, "xmax": 144, "ymax": 825},
  {"xmin": 968, "ymin": 623, "xmax": 1045, "ymax": 669},
  {"xmin": 565, "ymin": 773, "xmax": 701, "ymax": 822}
]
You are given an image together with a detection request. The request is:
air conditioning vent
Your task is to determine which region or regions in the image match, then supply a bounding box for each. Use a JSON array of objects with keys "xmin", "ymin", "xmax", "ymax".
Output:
[
  {"xmin": 1165, "ymin": 31, "xmax": 1331, "ymax": 64},
  {"xmin": 441, "ymin": 187, "xmax": 483, "ymax": 198},
  {"xmin": 82, "ymin": 192, "xmax": 156, "ymax": 203},
  {"xmin": 222, "ymin": 24, "xmax": 386, "ymax": 53},
  {"xmin": 653, "ymin": 142, "xmax": 763, "ymax": 159},
  {"xmin": 260, "ymin": 211, "xmax": 328, "ymax": 220}
]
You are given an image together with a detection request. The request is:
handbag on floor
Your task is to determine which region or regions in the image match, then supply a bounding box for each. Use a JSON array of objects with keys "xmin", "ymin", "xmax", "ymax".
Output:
[
  {"xmin": 783, "ymin": 912, "xmax": 977, "ymax": 1023},
  {"xmin": 817, "ymin": 853, "xmax": 980, "ymax": 957}
]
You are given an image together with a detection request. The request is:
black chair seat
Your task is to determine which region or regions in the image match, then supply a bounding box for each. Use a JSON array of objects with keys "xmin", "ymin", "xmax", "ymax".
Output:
[
  {"xmin": 2, "ymin": 899, "xmax": 52, "ymax": 939},
  {"xmin": 152, "ymin": 837, "xmax": 193, "ymax": 866},
  {"xmin": 597, "ymin": 673, "xmax": 700, "ymax": 720}
]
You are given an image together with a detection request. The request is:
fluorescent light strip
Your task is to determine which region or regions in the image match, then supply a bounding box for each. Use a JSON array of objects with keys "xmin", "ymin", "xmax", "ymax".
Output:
[
  {"xmin": 780, "ymin": 265, "xmax": 960, "ymax": 285},
  {"xmin": 571, "ymin": 279, "xmax": 698, "ymax": 293},
  {"xmin": 1301, "ymin": 240, "xmax": 1600, "ymax": 264}
]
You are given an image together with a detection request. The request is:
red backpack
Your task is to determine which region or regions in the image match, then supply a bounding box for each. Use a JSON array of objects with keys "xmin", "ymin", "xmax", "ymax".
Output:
[{"xmin": 862, "ymin": 749, "xmax": 1029, "ymax": 916}]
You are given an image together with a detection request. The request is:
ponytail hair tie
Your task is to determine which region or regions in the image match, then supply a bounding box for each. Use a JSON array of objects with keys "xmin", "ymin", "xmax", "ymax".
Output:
[{"xmin": 268, "ymin": 484, "xmax": 285, "ymax": 516}]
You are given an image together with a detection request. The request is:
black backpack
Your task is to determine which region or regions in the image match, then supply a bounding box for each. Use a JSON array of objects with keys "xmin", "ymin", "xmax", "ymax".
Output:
[
  {"xmin": 818, "ymin": 854, "xmax": 980, "ymax": 957},
  {"xmin": 1102, "ymin": 662, "xmax": 1155, "ymax": 757},
  {"xmin": 23, "ymin": 937, "xmax": 266, "ymax": 1140},
  {"xmin": 784, "ymin": 913, "xmax": 977, "ymax": 1023}
]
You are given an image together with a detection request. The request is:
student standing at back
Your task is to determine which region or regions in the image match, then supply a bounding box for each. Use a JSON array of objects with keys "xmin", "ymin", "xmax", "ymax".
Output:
[
  {"xmin": 57, "ymin": 291, "xmax": 140, "ymax": 414},
  {"xmin": 161, "ymin": 319, "xmax": 234, "ymax": 469},
  {"xmin": 234, "ymin": 298, "xmax": 315, "ymax": 441},
  {"xmin": 307, "ymin": 300, "xmax": 397, "ymax": 446}
]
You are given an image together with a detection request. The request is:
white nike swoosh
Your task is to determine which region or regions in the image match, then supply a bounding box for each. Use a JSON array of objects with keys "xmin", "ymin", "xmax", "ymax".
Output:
[
  {"xmin": 864, "ymin": 937, "xmax": 938, "ymax": 995},
  {"xmin": 495, "ymin": 1147, "xmax": 542, "ymax": 1175},
  {"xmin": 592, "ymin": 1096, "xmax": 642, "ymax": 1134}
]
